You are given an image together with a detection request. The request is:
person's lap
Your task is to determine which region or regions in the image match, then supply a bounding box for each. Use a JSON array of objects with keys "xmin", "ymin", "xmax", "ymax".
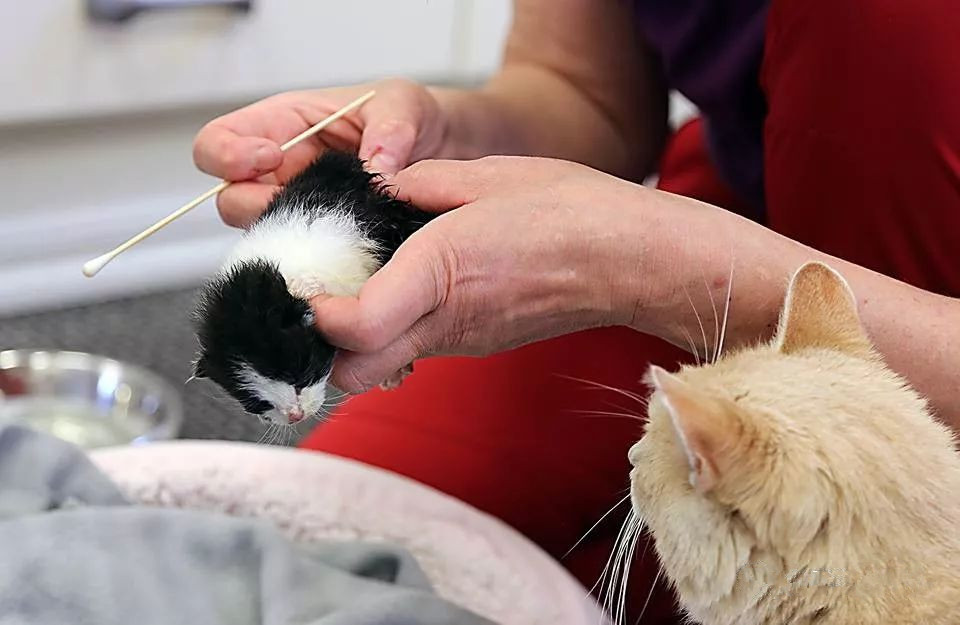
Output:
[{"xmin": 301, "ymin": 0, "xmax": 960, "ymax": 621}]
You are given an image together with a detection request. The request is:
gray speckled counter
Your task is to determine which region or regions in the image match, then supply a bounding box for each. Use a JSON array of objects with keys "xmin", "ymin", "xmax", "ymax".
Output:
[{"xmin": 0, "ymin": 288, "xmax": 290, "ymax": 444}]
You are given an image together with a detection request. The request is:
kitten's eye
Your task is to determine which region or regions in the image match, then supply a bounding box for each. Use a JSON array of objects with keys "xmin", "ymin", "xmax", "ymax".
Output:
[{"xmin": 242, "ymin": 398, "xmax": 273, "ymax": 415}]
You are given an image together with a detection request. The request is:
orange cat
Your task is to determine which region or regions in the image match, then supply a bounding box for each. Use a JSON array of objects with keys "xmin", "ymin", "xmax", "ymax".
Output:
[{"xmin": 629, "ymin": 262, "xmax": 960, "ymax": 624}]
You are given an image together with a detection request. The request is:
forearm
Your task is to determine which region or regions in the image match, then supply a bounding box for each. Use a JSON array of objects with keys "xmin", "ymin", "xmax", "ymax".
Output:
[
  {"xmin": 430, "ymin": 72, "xmax": 639, "ymax": 178},
  {"xmin": 618, "ymin": 188, "xmax": 960, "ymax": 430},
  {"xmin": 430, "ymin": 0, "xmax": 668, "ymax": 181}
]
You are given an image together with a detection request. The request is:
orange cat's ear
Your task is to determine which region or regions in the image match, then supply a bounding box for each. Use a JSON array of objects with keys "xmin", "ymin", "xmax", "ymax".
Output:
[
  {"xmin": 775, "ymin": 261, "xmax": 873, "ymax": 358},
  {"xmin": 648, "ymin": 365, "xmax": 740, "ymax": 494}
]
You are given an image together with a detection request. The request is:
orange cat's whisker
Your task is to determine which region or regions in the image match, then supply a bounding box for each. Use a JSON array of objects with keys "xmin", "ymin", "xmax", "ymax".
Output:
[
  {"xmin": 561, "ymin": 494, "xmax": 631, "ymax": 560},
  {"xmin": 592, "ymin": 509, "xmax": 635, "ymax": 596},
  {"xmin": 605, "ymin": 511, "xmax": 642, "ymax": 625},
  {"xmin": 717, "ymin": 262, "xmax": 736, "ymax": 361},
  {"xmin": 556, "ymin": 374, "xmax": 648, "ymax": 405},
  {"xmin": 677, "ymin": 324, "xmax": 703, "ymax": 366},
  {"xmin": 568, "ymin": 409, "xmax": 647, "ymax": 423},
  {"xmin": 700, "ymin": 268, "xmax": 722, "ymax": 363},
  {"xmin": 638, "ymin": 567, "xmax": 664, "ymax": 624},
  {"xmin": 683, "ymin": 284, "xmax": 711, "ymax": 364}
]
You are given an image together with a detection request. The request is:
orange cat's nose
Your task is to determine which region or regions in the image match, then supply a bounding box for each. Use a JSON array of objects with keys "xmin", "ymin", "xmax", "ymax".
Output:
[{"xmin": 628, "ymin": 442, "xmax": 642, "ymax": 466}]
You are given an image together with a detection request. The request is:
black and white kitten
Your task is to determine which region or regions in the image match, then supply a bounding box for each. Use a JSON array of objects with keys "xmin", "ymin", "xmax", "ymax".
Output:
[{"xmin": 191, "ymin": 150, "xmax": 435, "ymax": 426}]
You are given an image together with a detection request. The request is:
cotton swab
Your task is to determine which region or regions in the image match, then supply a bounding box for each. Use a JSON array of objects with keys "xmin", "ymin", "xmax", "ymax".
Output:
[{"xmin": 82, "ymin": 90, "xmax": 376, "ymax": 278}]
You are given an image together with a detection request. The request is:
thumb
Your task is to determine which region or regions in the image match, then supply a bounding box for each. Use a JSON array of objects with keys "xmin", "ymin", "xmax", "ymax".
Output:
[
  {"xmin": 310, "ymin": 232, "xmax": 450, "ymax": 353},
  {"xmin": 356, "ymin": 83, "xmax": 425, "ymax": 176},
  {"xmin": 328, "ymin": 334, "xmax": 424, "ymax": 394}
]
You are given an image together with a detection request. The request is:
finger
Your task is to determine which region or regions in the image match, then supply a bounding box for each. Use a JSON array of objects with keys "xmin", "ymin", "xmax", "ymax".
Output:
[
  {"xmin": 329, "ymin": 333, "xmax": 424, "ymax": 394},
  {"xmin": 310, "ymin": 236, "xmax": 448, "ymax": 352},
  {"xmin": 387, "ymin": 159, "xmax": 490, "ymax": 212},
  {"xmin": 216, "ymin": 182, "xmax": 280, "ymax": 228},
  {"xmin": 356, "ymin": 82, "xmax": 425, "ymax": 176},
  {"xmin": 193, "ymin": 123, "xmax": 283, "ymax": 181}
]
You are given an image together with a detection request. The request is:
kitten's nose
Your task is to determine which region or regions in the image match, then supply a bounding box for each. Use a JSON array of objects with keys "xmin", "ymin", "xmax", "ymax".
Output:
[{"xmin": 287, "ymin": 407, "xmax": 305, "ymax": 424}]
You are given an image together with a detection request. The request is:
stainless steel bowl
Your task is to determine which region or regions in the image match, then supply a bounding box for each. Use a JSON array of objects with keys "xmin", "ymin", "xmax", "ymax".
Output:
[{"xmin": 0, "ymin": 349, "xmax": 183, "ymax": 449}]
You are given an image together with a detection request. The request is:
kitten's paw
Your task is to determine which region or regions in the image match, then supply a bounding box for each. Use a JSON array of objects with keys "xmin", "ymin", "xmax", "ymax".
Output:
[{"xmin": 379, "ymin": 362, "xmax": 414, "ymax": 391}]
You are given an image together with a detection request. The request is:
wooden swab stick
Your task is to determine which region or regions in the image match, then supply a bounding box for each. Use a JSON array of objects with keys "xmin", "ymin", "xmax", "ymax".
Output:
[{"xmin": 82, "ymin": 90, "xmax": 376, "ymax": 278}]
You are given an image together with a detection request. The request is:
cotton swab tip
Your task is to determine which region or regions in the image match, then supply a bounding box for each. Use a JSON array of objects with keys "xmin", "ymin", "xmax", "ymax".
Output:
[{"xmin": 82, "ymin": 253, "xmax": 114, "ymax": 278}]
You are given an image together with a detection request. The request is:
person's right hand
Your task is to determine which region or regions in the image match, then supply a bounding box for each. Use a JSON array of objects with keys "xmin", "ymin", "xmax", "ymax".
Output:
[{"xmin": 192, "ymin": 80, "xmax": 449, "ymax": 228}]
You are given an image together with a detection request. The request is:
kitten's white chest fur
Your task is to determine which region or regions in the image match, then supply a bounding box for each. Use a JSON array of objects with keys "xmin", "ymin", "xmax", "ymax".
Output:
[{"xmin": 224, "ymin": 208, "xmax": 380, "ymax": 299}]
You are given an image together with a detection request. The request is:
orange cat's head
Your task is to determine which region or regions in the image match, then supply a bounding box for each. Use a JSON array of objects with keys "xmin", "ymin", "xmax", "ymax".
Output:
[{"xmin": 629, "ymin": 262, "xmax": 958, "ymax": 621}]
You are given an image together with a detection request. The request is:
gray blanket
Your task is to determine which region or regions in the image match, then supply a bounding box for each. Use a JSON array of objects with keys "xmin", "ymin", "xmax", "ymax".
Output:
[{"xmin": 0, "ymin": 425, "xmax": 493, "ymax": 625}]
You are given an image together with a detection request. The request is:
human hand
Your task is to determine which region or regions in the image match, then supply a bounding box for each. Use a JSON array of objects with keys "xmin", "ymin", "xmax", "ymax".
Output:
[
  {"xmin": 311, "ymin": 156, "xmax": 658, "ymax": 393},
  {"xmin": 192, "ymin": 79, "xmax": 450, "ymax": 227}
]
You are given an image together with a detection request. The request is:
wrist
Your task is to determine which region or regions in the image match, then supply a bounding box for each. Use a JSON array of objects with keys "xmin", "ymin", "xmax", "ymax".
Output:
[
  {"xmin": 429, "ymin": 86, "xmax": 525, "ymax": 161},
  {"xmin": 604, "ymin": 186, "xmax": 805, "ymax": 352}
]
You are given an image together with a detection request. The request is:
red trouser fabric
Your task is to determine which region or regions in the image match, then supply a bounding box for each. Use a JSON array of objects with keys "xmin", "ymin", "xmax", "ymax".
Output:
[{"xmin": 301, "ymin": 1, "xmax": 960, "ymax": 622}]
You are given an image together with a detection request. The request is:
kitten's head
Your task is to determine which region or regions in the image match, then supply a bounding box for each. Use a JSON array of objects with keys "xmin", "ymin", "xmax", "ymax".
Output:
[
  {"xmin": 629, "ymin": 262, "xmax": 954, "ymax": 615},
  {"xmin": 192, "ymin": 260, "xmax": 335, "ymax": 425}
]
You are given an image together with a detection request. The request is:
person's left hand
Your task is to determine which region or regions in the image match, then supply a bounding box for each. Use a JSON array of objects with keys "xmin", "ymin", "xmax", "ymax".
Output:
[{"xmin": 310, "ymin": 155, "xmax": 661, "ymax": 393}]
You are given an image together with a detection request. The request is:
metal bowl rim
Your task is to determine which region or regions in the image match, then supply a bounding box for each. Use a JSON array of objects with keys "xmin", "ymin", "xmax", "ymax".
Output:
[{"xmin": 0, "ymin": 348, "xmax": 184, "ymax": 436}]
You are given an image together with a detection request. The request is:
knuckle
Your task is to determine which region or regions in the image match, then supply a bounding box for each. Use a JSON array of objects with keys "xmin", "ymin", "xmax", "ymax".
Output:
[
  {"xmin": 217, "ymin": 147, "xmax": 242, "ymax": 174},
  {"xmin": 373, "ymin": 117, "xmax": 417, "ymax": 143},
  {"xmin": 352, "ymin": 316, "xmax": 390, "ymax": 353},
  {"xmin": 378, "ymin": 77, "xmax": 420, "ymax": 95},
  {"xmin": 401, "ymin": 159, "xmax": 429, "ymax": 181},
  {"xmin": 341, "ymin": 367, "xmax": 373, "ymax": 395}
]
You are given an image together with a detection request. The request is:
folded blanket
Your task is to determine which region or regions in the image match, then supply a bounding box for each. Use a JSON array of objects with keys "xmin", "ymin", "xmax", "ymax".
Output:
[{"xmin": 0, "ymin": 425, "xmax": 493, "ymax": 625}]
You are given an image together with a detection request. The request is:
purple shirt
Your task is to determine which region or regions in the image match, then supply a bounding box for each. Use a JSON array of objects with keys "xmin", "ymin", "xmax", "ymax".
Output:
[{"xmin": 633, "ymin": 0, "xmax": 770, "ymax": 216}]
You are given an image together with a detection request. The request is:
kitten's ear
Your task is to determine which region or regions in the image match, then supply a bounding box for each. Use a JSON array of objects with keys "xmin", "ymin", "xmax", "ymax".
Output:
[
  {"xmin": 775, "ymin": 261, "xmax": 873, "ymax": 358},
  {"xmin": 648, "ymin": 365, "xmax": 739, "ymax": 494}
]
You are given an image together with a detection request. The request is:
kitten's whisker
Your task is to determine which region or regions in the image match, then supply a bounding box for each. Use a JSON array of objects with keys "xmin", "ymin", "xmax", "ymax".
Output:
[
  {"xmin": 717, "ymin": 262, "xmax": 735, "ymax": 361},
  {"xmin": 257, "ymin": 424, "xmax": 274, "ymax": 445},
  {"xmin": 325, "ymin": 389, "xmax": 349, "ymax": 402},
  {"xmin": 562, "ymin": 494, "xmax": 631, "ymax": 559},
  {"xmin": 682, "ymin": 285, "xmax": 710, "ymax": 366}
]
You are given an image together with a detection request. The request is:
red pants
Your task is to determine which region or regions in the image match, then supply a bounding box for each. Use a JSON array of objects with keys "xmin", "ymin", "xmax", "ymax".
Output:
[{"xmin": 302, "ymin": 1, "xmax": 960, "ymax": 622}]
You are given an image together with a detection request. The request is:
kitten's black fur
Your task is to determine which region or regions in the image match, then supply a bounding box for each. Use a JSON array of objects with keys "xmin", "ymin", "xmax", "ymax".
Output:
[
  {"xmin": 192, "ymin": 150, "xmax": 436, "ymax": 417},
  {"xmin": 260, "ymin": 149, "xmax": 435, "ymax": 265}
]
